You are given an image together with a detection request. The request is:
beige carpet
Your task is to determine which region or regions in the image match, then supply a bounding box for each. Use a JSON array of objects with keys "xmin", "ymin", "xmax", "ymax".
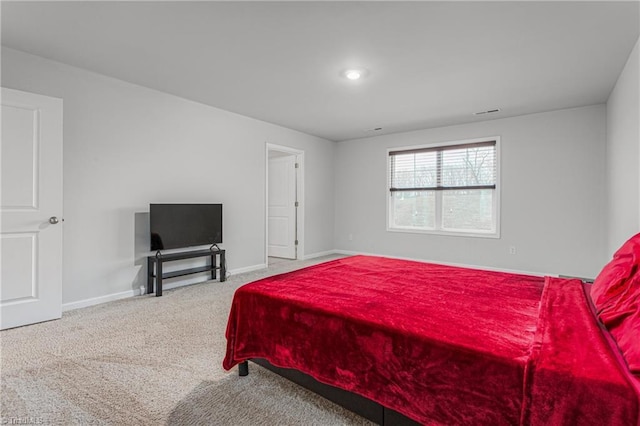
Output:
[{"xmin": 1, "ymin": 255, "xmax": 374, "ymax": 425}]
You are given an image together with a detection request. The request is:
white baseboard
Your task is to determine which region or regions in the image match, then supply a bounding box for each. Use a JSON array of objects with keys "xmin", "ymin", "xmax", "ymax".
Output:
[
  {"xmin": 333, "ymin": 249, "xmax": 550, "ymax": 277},
  {"xmin": 303, "ymin": 250, "xmax": 339, "ymax": 260},
  {"xmin": 61, "ymin": 251, "xmax": 547, "ymax": 313},
  {"xmin": 61, "ymin": 262, "xmax": 268, "ymax": 312},
  {"xmin": 333, "ymin": 249, "xmax": 359, "ymax": 256},
  {"xmin": 229, "ymin": 263, "xmax": 267, "ymax": 275},
  {"xmin": 62, "ymin": 289, "xmax": 139, "ymax": 312}
]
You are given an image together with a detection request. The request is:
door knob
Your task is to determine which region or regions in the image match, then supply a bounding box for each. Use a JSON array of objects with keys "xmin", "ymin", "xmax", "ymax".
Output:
[{"xmin": 49, "ymin": 216, "xmax": 60, "ymax": 224}]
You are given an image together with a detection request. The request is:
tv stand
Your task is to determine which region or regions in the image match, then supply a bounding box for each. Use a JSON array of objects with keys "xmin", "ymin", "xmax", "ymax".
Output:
[{"xmin": 147, "ymin": 248, "xmax": 226, "ymax": 296}]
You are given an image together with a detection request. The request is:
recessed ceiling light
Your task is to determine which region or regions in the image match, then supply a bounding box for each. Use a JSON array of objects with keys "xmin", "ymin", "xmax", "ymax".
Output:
[
  {"xmin": 345, "ymin": 70, "xmax": 362, "ymax": 80},
  {"xmin": 342, "ymin": 68, "xmax": 369, "ymax": 81}
]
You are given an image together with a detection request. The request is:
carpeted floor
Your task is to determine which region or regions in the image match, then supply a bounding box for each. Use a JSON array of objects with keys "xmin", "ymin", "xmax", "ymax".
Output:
[{"xmin": 1, "ymin": 255, "xmax": 374, "ymax": 425}]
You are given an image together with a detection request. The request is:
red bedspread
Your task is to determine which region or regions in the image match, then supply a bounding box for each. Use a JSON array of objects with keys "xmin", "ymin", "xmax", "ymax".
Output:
[{"xmin": 223, "ymin": 256, "xmax": 640, "ymax": 425}]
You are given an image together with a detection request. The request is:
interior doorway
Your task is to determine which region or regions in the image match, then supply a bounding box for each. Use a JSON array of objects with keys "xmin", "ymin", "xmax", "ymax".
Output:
[{"xmin": 266, "ymin": 144, "xmax": 304, "ymax": 265}]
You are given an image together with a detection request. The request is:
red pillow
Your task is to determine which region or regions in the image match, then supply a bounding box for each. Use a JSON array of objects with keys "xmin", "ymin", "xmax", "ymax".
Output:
[
  {"xmin": 591, "ymin": 233, "xmax": 640, "ymax": 375},
  {"xmin": 605, "ymin": 273, "xmax": 640, "ymax": 375},
  {"xmin": 591, "ymin": 233, "xmax": 640, "ymax": 315}
]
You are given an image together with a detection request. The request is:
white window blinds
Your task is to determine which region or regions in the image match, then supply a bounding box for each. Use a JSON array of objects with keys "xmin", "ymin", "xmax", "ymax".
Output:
[{"xmin": 389, "ymin": 140, "xmax": 497, "ymax": 192}]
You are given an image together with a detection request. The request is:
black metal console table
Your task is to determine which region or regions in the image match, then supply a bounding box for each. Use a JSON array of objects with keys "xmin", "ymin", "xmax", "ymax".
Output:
[{"xmin": 147, "ymin": 248, "xmax": 226, "ymax": 296}]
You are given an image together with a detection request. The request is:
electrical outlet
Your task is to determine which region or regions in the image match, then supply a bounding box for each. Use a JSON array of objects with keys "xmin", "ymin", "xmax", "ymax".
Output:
[
  {"xmin": 509, "ymin": 246, "xmax": 517, "ymax": 255},
  {"xmin": 348, "ymin": 234, "xmax": 353, "ymax": 241}
]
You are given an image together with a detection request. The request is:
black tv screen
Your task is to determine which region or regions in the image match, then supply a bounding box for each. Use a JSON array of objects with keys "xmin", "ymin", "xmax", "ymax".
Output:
[{"xmin": 150, "ymin": 204, "xmax": 222, "ymax": 251}]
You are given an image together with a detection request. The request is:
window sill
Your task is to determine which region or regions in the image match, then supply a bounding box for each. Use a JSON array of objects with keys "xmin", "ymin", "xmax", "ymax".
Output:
[{"xmin": 387, "ymin": 227, "xmax": 500, "ymax": 239}]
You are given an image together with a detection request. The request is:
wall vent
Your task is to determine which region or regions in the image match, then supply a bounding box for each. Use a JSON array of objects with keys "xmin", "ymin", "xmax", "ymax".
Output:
[{"xmin": 473, "ymin": 108, "xmax": 501, "ymax": 116}]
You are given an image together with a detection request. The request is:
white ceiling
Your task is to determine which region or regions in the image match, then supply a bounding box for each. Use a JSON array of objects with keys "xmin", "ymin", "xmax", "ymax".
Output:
[{"xmin": 2, "ymin": 1, "xmax": 638, "ymax": 142}]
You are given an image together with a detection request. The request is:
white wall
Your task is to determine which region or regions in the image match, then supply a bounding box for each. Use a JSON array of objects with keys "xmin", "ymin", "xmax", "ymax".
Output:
[
  {"xmin": 1, "ymin": 47, "xmax": 336, "ymax": 305},
  {"xmin": 606, "ymin": 37, "xmax": 640, "ymax": 256},
  {"xmin": 4, "ymin": 38, "xmax": 636, "ymax": 305},
  {"xmin": 335, "ymin": 105, "xmax": 607, "ymax": 279}
]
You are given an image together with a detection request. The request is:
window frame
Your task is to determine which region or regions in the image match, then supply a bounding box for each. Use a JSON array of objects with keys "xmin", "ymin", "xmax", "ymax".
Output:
[{"xmin": 386, "ymin": 136, "xmax": 501, "ymax": 239}]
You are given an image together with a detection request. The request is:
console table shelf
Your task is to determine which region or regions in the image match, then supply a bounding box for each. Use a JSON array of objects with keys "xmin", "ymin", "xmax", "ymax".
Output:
[{"xmin": 147, "ymin": 248, "xmax": 225, "ymax": 296}]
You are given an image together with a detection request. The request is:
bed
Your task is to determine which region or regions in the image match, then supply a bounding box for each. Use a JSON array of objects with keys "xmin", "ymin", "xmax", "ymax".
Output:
[{"xmin": 223, "ymin": 237, "xmax": 640, "ymax": 425}]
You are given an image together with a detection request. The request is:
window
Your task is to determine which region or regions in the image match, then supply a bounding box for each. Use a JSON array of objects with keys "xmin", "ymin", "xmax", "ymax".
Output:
[{"xmin": 387, "ymin": 138, "xmax": 499, "ymax": 237}]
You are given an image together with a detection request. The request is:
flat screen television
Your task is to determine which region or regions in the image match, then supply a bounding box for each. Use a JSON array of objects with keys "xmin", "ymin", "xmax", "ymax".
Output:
[{"xmin": 150, "ymin": 203, "xmax": 222, "ymax": 251}]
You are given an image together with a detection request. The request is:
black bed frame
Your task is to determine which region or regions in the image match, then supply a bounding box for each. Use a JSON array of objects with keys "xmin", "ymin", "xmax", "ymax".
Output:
[{"xmin": 238, "ymin": 359, "xmax": 420, "ymax": 425}]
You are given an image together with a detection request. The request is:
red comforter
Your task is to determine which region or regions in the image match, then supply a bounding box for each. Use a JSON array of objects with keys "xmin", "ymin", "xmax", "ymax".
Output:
[{"xmin": 223, "ymin": 256, "xmax": 640, "ymax": 425}]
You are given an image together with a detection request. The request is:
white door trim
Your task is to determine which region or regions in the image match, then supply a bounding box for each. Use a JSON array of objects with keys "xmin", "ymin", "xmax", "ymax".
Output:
[{"xmin": 265, "ymin": 143, "xmax": 304, "ymax": 265}]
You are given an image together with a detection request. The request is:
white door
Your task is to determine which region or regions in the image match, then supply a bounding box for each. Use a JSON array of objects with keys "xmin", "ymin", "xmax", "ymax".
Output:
[
  {"xmin": 1, "ymin": 88, "xmax": 63, "ymax": 330},
  {"xmin": 268, "ymin": 154, "xmax": 297, "ymax": 259}
]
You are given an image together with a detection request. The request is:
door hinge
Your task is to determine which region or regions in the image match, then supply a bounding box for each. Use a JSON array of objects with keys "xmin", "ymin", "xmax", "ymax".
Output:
[
  {"xmin": 295, "ymin": 163, "xmax": 299, "ymax": 169},
  {"xmin": 295, "ymin": 201, "xmax": 299, "ymax": 207},
  {"xmin": 295, "ymin": 240, "xmax": 299, "ymax": 245}
]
